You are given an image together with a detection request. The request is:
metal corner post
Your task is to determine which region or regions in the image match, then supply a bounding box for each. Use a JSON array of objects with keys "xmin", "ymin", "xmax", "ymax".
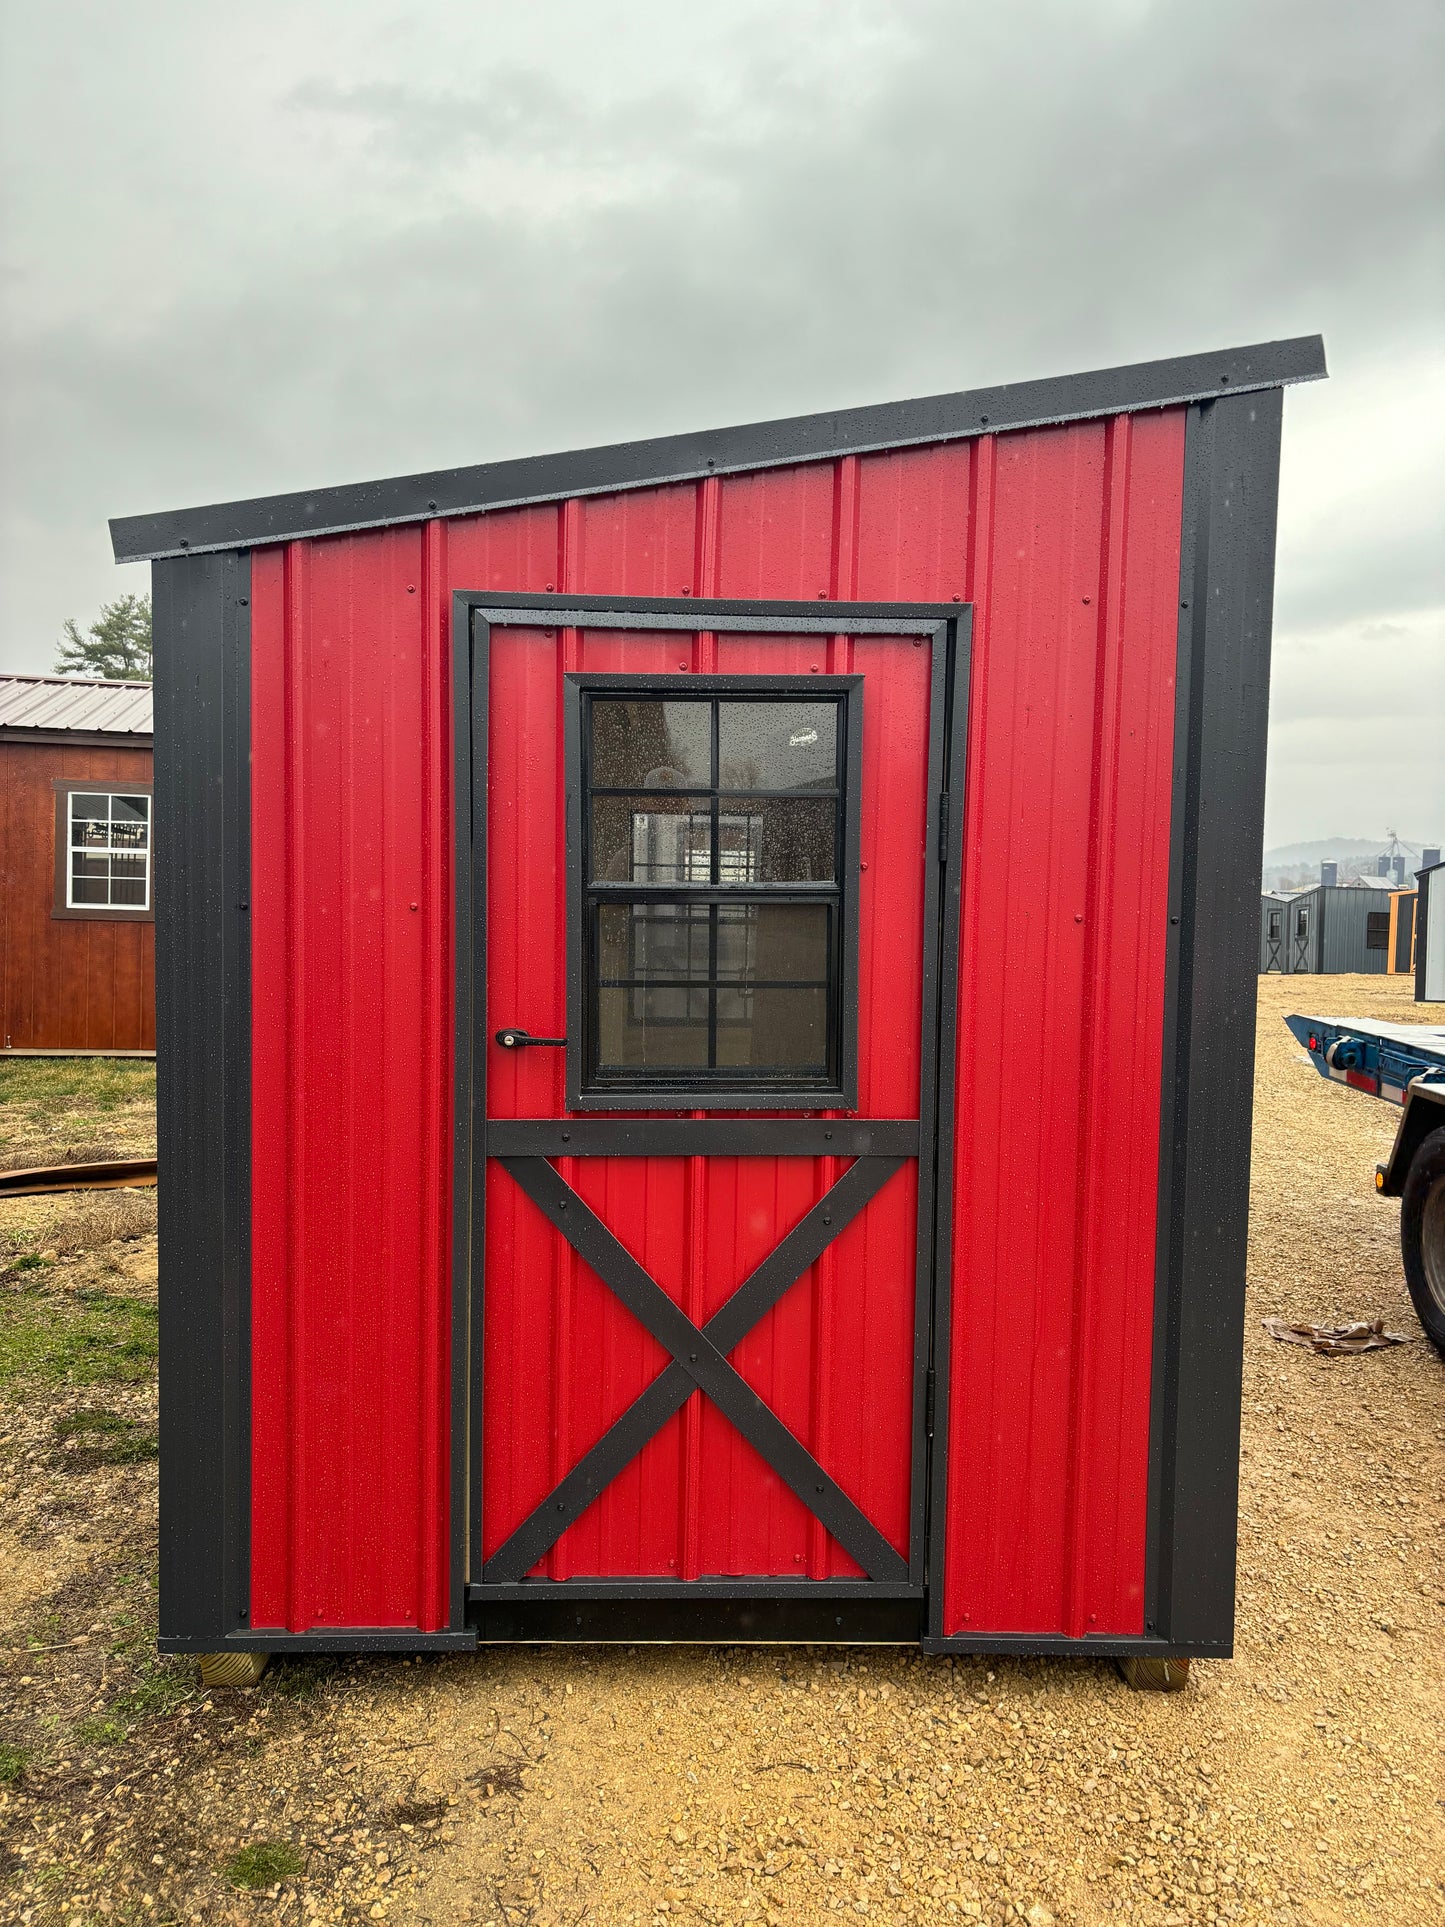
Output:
[
  {"xmin": 1147, "ymin": 388, "xmax": 1285, "ymax": 1648},
  {"xmin": 152, "ymin": 548, "xmax": 252, "ymax": 1645}
]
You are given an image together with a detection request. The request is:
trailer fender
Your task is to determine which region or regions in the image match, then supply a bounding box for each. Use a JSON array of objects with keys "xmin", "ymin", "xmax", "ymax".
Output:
[{"xmin": 1376, "ymin": 1078, "xmax": 1445, "ymax": 1197}]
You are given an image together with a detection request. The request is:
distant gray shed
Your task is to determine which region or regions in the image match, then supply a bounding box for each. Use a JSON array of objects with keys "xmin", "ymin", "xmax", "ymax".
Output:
[
  {"xmin": 1283, "ymin": 883, "xmax": 1393, "ymax": 975},
  {"xmin": 1417, "ymin": 861, "xmax": 1445, "ymax": 1002},
  {"xmin": 1259, "ymin": 893, "xmax": 1293, "ymax": 973}
]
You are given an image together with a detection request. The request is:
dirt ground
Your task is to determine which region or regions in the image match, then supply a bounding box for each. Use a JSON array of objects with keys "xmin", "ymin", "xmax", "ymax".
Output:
[{"xmin": 1, "ymin": 975, "xmax": 1441, "ymax": 1927}]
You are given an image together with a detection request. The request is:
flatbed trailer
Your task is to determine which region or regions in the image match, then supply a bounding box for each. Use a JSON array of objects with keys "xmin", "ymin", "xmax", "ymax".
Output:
[{"xmin": 1286, "ymin": 1014, "xmax": 1445, "ymax": 1354}]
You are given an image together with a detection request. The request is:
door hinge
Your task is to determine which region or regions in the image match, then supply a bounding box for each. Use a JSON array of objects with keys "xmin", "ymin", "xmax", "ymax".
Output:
[
  {"xmin": 937, "ymin": 793, "xmax": 950, "ymax": 866},
  {"xmin": 925, "ymin": 1367, "xmax": 937, "ymax": 1437}
]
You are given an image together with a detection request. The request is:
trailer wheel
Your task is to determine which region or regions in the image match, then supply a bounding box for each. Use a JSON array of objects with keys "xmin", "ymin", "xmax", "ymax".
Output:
[
  {"xmin": 1115, "ymin": 1656, "xmax": 1190, "ymax": 1692},
  {"xmin": 1400, "ymin": 1123, "xmax": 1445, "ymax": 1358}
]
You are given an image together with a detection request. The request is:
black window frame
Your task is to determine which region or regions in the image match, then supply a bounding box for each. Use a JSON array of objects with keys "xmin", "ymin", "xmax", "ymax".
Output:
[{"xmin": 565, "ymin": 672, "xmax": 864, "ymax": 1110}]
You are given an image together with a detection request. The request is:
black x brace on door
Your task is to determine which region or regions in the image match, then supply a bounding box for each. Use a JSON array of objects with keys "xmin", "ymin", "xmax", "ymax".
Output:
[{"xmin": 454, "ymin": 596, "xmax": 973, "ymax": 1623}]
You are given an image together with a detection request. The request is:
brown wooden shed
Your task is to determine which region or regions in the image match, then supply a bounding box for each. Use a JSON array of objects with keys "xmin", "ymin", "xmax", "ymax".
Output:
[{"xmin": 0, "ymin": 675, "xmax": 155, "ymax": 1055}]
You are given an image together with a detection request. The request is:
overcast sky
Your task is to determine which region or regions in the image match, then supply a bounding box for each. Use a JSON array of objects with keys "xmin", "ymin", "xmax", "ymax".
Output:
[{"xmin": 1, "ymin": 0, "xmax": 1440, "ymax": 849}]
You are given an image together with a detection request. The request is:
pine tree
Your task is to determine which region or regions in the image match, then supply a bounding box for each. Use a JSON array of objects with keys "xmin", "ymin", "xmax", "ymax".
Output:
[{"xmin": 55, "ymin": 593, "xmax": 152, "ymax": 681}]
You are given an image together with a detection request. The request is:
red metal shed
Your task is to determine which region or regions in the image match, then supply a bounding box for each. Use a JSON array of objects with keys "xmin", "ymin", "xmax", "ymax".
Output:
[{"xmin": 111, "ymin": 335, "xmax": 1326, "ymax": 1667}]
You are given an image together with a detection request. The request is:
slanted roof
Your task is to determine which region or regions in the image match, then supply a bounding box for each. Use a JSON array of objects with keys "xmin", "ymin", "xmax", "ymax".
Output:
[
  {"xmin": 0, "ymin": 674, "xmax": 153, "ymax": 738},
  {"xmin": 110, "ymin": 335, "xmax": 1327, "ymax": 564}
]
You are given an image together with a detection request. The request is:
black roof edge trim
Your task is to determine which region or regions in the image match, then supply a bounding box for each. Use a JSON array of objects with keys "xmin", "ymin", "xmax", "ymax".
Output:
[{"xmin": 110, "ymin": 335, "xmax": 1326, "ymax": 564}]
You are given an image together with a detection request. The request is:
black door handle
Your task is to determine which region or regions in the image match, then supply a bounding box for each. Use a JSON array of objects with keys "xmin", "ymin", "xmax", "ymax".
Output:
[{"xmin": 495, "ymin": 1027, "xmax": 568, "ymax": 1049}]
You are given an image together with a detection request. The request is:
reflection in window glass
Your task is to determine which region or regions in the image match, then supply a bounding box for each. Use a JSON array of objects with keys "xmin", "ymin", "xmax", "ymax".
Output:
[
  {"xmin": 591, "ymin": 795, "xmax": 711, "ymax": 883},
  {"xmin": 718, "ymin": 701, "xmax": 836, "ymax": 791},
  {"xmin": 591, "ymin": 700, "xmax": 711, "ymax": 788}
]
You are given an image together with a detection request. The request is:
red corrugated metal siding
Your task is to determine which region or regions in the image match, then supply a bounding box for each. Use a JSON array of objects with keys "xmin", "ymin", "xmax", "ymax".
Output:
[
  {"xmin": 249, "ymin": 533, "xmax": 453, "ymax": 1632},
  {"xmin": 942, "ymin": 409, "xmax": 1185, "ymax": 1638},
  {"xmin": 247, "ymin": 408, "xmax": 1183, "ymax": 1629}
]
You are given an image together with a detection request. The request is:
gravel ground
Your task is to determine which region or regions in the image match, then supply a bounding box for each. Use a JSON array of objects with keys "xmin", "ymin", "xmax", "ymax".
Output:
[{"xmin": 1, "ymin": 976, "xmax": 1441, "ymax": 1927}]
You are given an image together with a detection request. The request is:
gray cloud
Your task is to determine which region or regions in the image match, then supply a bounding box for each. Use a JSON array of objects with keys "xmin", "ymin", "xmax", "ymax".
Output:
[{"xmin": 1, "ymin": 0, "xmax": 1441, "ymax": 844}]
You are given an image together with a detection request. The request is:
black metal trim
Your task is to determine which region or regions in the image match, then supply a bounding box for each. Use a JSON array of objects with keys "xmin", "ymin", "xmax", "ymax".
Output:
[
  {"xmin": 111, "ymin": 339, "xmax": 1327, "ymax": 562},
  {"xmin": 484, "ymin": 1120, "xmax": 919, "ymax": 1157},
  {"xmin": 922, "ymin": 614, "xmax": 974, "ymax": 1643},
  {"xmin": 469, "ymin": 1579, "xmax": 919, "ymax": 1601},
  {"xmin": 158, "ymin": 1629, "xmax": 479, "ymax": 1654},
  {"xmin": 478, "ymin": 600, "xmax": 959, "ymax": 632},
  {"xmin": 919, "ymin": 1632, "xmax": 1230, "ymax": 1658},
  {"xmin": 1145, "ymin": 391, "xmax": 1286, "ymax": 1647},
  {"xmin": 458, "ymin": 594, "xmax": 962, "ymax": 1610},
  {"xmin": 473, "ymin": 1597, "xmax": 924, "ymax": 1644},
  {"xmin": 493, "ymin": 1155, "xmax": 910, "ymax": 1583},
  {"xmin": 152, "ymin": 550, "xmax": 252, "ymax": 1644},
  {"xmin": 484, "ymin": 1155, "xmax": 907, "ymax": 1581}
]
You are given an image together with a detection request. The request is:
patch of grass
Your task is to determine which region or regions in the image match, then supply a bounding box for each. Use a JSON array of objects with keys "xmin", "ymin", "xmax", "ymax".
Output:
[
  {"xmin": 76, "ymin": 1660, "xmax": 191, "ymax": 1746},
  {"xmin": 111, "ymin": 1662, "xmax": 192, "ymax": 1723},
  {"xmin": 224, "ymin": 1840, "xmax": 306, "ymax": 1889},
  {"xmin": 75, "ymin": 1714, "xmax": 126, "ymax": 1747},
  {"xmin": 0, "ymin": 1057, "xmax": 155, "ymax": 1116},
  {"xmin": 8, "ymin": 1251, "xmax": 47, "ymax": 1272},
  {"xmin": 266, "ymin": 1656, "xmax": 343, "ymax": 1701},
  {"xmin": 0, "ymin": 1285, "xmax": 158, "ymax": 1387},
  {"xmin": 0, "ymin": 1741, "xmax": 27, "ymax": 1785},
  {"xmin": 52, "ymin": 1408, "xmax": 159, "ymax": 1471},
  {"xmin": 0, "ymin": 1140, "xmax": 126, "ymax": 1172},
  {"xmin": 52, "ymin": 1191, "xmax": 157, "ymax": 1254}
]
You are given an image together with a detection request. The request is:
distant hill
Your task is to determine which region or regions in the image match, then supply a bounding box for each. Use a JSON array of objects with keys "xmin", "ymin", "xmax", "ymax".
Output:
[{"xmin": 1262, "ymin": 835, "xmax": 1440, "ymax": 893}]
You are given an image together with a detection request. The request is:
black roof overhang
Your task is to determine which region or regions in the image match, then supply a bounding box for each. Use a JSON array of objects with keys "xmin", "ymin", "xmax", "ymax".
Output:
[{"xmin": 111, "ymin": 334, "xmax": 1326, "ymax": 564}]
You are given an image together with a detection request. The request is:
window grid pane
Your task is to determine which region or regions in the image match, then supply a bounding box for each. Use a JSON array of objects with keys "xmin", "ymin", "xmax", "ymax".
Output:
[
  {"xmin": 584, "ymin": 691, "xmax": 844, "ymax": 1087},
  {"xmin": 67, "ymin": 792, "xmax": 151, "ymax": 911}
]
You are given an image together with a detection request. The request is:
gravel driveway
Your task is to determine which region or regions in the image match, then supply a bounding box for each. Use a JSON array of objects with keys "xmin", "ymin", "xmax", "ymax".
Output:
[{"xmin": 2, "ymin": 975, "xmax": 1440, "ymax": 1926}]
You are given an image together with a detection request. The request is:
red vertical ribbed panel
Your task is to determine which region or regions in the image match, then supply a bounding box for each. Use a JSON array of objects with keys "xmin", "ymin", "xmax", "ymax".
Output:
[
  {"xmin": 250, "ymin": 530, "xmax": 453, "ymax": 1632},
  {"xmin": 246, "ymin": 412, "xmax": 1182, "ymax": 1628},
  {"xmin": 941, "ymin": 409, "xmax": 1186, "ymax": 1637}
]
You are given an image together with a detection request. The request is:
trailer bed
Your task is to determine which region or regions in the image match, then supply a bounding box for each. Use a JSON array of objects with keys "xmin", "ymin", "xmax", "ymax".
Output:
[{"xmin": 1285, "ymin": 1014, "xmax": 1445, "ymax": 1105}]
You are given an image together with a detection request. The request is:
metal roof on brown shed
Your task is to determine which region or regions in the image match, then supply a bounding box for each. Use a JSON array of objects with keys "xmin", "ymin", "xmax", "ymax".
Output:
[{"xmin": 0, "ymin": 674, "xmax": 153, "ymax": 736}]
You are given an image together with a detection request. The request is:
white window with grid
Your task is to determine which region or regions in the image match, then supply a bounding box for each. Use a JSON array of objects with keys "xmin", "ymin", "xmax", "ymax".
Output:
[{"xmin": 67, "ymin": 791, "xmax": 151, "ymax": 911}]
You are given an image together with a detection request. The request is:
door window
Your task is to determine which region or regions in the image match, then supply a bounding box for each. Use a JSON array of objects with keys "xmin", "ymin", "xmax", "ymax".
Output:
[{"xmin": 576, "ymin": 687, "xmax": 852, "ymax": 1100}]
